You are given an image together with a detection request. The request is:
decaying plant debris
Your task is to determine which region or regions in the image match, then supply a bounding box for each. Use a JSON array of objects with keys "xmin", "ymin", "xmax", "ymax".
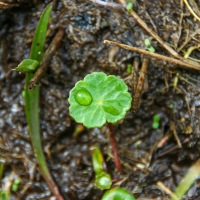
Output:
[{"xmin": 0, "ymin": 0, "xmax": 200, "ymax": 199}]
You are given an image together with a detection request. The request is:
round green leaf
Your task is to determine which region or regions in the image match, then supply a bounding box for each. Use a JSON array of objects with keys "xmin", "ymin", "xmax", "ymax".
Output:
[
  {"xmin": 68, "ymin": 72, "xmax": 132, "ymax": 128},
  {"xmin": 102, "ymin": 188, "xmax": 135, "ymax": 200}
]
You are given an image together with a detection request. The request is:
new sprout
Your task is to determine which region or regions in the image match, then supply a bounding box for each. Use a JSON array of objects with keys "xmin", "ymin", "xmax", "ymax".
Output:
[
  {"xmin": 102, "ymin": 188, "xmax": 135, "ymax": 200},
  {"xmin": 152, "ymin": 114, "xmax": 160, "ymax": 129},
  {"xmin": 91, "ymin": 146, "xmax": 112, "ymax": 190},
  {"xmin": 144, "ymin": 38, "xmax": 155, "ymax": 53},
  {"xmin": 68, "ymin": 72, "xmax": 132, "ymax": 172}
]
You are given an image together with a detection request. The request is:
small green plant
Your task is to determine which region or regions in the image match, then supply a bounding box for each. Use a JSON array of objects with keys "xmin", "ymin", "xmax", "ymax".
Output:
[
  {"xmin": 152, "ymin": 114, "xmax": 160, "ymax": 129},
  {"xmin": 144, "ymin": 38, "xmax": 155, "ymax": 53},
  {"xmin": 102, "ymin": 188, "xmax": 135, "ymax": 200},
  {"xmin": 126, "ymin": 0, "xmax": 134, "ymax": 11},
  {"xmin": 15, "ymin": 4, "xmax": 64, "ymax": 200},
  {"xmin": 91, "ymin": 147, "xmax": 136, "ymax": 199},
  {"xmin": 12, "ymin": 178, "xmax": 21, "ymax": 192},
  {"xmin": 68, "ymin": 72, "xmax": 132, "ymax": 128},
  {"xmin": 14, "ymin": 59, "xmax": 39, "ymax": 73},
  {"xmin": 68, "ymin": 72, "xmax": 132, "ymax": 172},
  {"xmin": 91, "ymin": 146, "xmax": 112, "ymax": 190}
]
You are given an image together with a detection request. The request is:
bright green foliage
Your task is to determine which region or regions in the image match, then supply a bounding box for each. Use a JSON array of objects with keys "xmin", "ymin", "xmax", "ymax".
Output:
[
  {"xmin": 126, "ymin": 64, "xmax": 132, "ymax": 73},
  {"xmin": 144, "ymin": 38, "xmax": 155, "ymax": 53},
  {"xmin": 152, "ymin": 114, "xmax": 160, "ymax": 129},
  {"xmin": 95, "ymin": 171, "xmax": 112, "ymax": 190},
  {"xmin": 68, "ymin": 72, "xmax": 132, "ymax": 128},
  {"xmin": 12, "ymin": 179, "xmax": 21, "ymax": 192},
  {"xmin": 127, "ymin": 0, "xmax": 134, "ymax": 11},
  {"xmin": 14, "ymin": 59, "xmax": 39, "ymax": 73},
  {"xmin": 0, "ymin": 191, "xmax": 9, "ymax": 200},
  {"xmin": 91, "ymin": 146, "xmax": 112, "ymax": 190},
  {"xmin": 102, "ymin": 188, "xmax": 135, "ymax": 200}
]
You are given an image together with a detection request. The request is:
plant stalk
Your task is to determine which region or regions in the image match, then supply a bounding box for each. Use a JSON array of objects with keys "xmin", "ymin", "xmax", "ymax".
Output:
[
  {"xmin": 24, "ymin": 4, "xmax": 64, "ymax": 199},
  {"xmin": 108, "ymin": 123, "xmax": 123, "ymax": 173}
]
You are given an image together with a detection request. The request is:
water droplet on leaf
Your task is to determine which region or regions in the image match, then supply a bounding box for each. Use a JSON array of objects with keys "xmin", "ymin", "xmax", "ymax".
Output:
[{"xmin": 75, "ymin": 89, "xmax": 93, "ymax": 106}]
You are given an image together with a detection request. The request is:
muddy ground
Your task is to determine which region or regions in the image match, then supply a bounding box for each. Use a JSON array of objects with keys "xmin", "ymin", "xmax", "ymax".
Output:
[{"xmin": 0, "ymin": 0, "xmax": 200, "ymax": 199}]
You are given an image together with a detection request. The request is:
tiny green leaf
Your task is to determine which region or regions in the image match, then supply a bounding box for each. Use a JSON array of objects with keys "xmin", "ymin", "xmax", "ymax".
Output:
[
  {"xmin": 14, "ymin": 59, "xmax": 39, "ymax": 73},
  {"xmin": 95, "ymin": 172, "xmax": 112, "ymax": 190},
  {"xmin": 152, "ymin": 114, "xmax": 160, "ymax": 129},
  {"xmin": 126, "ymin": 0, "xmax": 134, "ymax": 11},
  {"xmin": 12, "ymin": 179, "xmax": 21, "ymax": 192},
  {"xmin": 102, "ymin": 188, "xmax": 135, "ymax": 200},
  {"xmin": 91, "ymin": 146, "xmax": 112, "ymax": 190},
  {"xmin": 144, "ymin": 38, "xmax": 151, "ymax": 47},
  {"xmin": 126, "ymin": 64, "xmax": 132, "ymax": 73},
  {"xmin": 148, "ymin": 46, "xmax": 155, "ymax": 53},
  {"xmin": 68, "ymin": 72, "xmax": 132, "ymax": 128}
]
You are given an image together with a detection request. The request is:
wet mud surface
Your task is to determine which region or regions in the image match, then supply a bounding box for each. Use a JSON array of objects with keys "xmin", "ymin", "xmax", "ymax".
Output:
[{"xmin": 0, "ymin": 0, "xmax": 200, "ymax": 199}]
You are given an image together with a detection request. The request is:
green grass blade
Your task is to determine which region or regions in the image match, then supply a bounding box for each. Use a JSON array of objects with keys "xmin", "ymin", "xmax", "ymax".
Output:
[
  {"xmin": 171, "ymin": 159, "xmax": 200, "ymax": 200},
  {"xmin": 29, "ymin": 3, "xmax": 52, "ymax": 62},
  {"xmin": 25, "ymin": 2, "xmax": 52, "ymax": 177}
]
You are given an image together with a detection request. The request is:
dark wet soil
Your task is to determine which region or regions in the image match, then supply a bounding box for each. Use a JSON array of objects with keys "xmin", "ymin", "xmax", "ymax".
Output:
[{"xmin": 0, "ymin": 0, "xmax": 200, "ymax": 199}]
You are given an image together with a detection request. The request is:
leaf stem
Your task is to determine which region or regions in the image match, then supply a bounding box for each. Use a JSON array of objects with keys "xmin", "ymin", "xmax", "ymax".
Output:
[{"xmin": 108, "ymin": 123, "xmax": 123, "ymax": 173}]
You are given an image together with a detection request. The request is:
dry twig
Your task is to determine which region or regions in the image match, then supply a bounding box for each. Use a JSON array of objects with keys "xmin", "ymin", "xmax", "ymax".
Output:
[
  {"xmin": 115, "ymin": 0, "xmax": 200, "ymax": 69},
  {"xmin": 132, "ymin": 57, "xmax": 149, "ymax": 112},
  {"xmin": 104, "ymin": 40, "xmax": 200, "ymax": 70},
  {"xmin": 157, "ymin": 181, "xmax": 179, "ymax": 200},
  {"xmin": 183, "ymin": 0, "xmax": 200, "ymax": 23}
]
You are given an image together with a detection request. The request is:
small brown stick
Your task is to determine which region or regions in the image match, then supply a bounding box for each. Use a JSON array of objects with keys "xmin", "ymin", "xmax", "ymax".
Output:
[
  {"xmin": 116, "ymin": 0, "xmax": 200, "ymax": 69},
  {"xmin": 108, "ymin": 123, "xmax": 124, "ymax": 173},
  {"xmin": 28, "ymin": 28, "xmax": 64, "ymax": 90},
  {"xmin": 157, "ymin": 181, "xmax": 179, "ymax": 200},
  {"xmin": 175, "ymin": 0, "xmax": 183, "ymax": 50},
  {"xmin": 170, "ymin": 121, "xmax": 182, "ymax": 148},
  {"xmin": 183, "ymin": 0, "xmax": 200, "ymax": 23},
  {"xmin": 104, "ymin": 40, "xmax": 200, "ymax": 70},
  {"xmin": 132, "ymin": 57, "xmax": 149, "ymax": 112},
  {"xmin": 132, "ymin": 57, "xmax": 140, "ymax": 93}
]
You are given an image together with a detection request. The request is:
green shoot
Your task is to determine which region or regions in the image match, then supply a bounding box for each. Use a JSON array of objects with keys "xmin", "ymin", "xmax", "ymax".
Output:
[
  {"xmin": 68, "ymin": 72, "xmax": 132, "ymax": 128},
  {"xmin": 0, "ymin": 161, "xmax": 5, "ymax": 179},
  {"xmin": 127, "ymin": 0, "xmax": 134, "ymax": 12},
  {"xmin": 168, "ymin": 103, "xmax": 174, "ymax": 109},
  {"xmin": 102, "ymin": 188, "xmax": 135, "ymax": 200},
  {"xmin": 91, "ymin": 146, "xmax": 112, "ymax": 190},
  {"xmin": 0, "ymin": 191, "xmax": 10, "ymax": 200},
  {"xmin": 17, "ymin": 3, "xmax": 64, "ymax": 199},
  {"xmin": 144, "ymin": 38, "xmax": 155, "ymax": 53},
  {"xmin": 152, "ymin": 114, "xmax": 160, "ymax": 129},
  {"xmin": 171, "ymin": 159, "xmax": 200, "ymax": 200},
  {"xmin": 12, "ymin": 178, "xmax": 21, "ymax": 192},
  {"xmin": 126, "ymin": 64, "xmax": 132, "ymax": 73},
  {"xmin": 68, "ymin": 72, "xmax": 132, "ymax": 172}
]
